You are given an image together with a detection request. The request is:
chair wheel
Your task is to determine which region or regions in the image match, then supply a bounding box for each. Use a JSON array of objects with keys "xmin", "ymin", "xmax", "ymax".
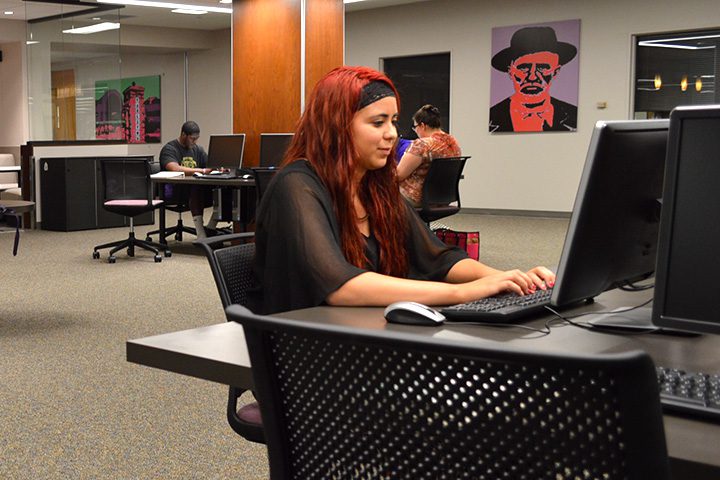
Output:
[
  {"xmin": 127, "ymin": 248, "xmax": 134, "ymax": 257},
  {"xmin": 92, "ymin": 251, "xmax": 100, "ymax": 259},
  {"xmin": 154, "ymin": 255, "xmax": 162, "ymax": 263},
  {"xmin": 175, "ymin": 232, "xmax": 182, "ymax": 241},
  {"xmin": 108, "ymin": 256, "xmax": 117, "ymax": 264},
  {"xmin": 145, "ymin": 236, "xmax": 153, "ymax": 242},
  {"xmin": 164, "ymin": 250, "xmax": 172, "ymax": 257}
]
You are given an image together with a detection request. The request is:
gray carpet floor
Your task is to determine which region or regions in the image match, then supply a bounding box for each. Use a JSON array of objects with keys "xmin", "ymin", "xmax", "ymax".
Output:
[{"xmin": 0, "ymin": 212, "xmax": 567, "ymax": 479}]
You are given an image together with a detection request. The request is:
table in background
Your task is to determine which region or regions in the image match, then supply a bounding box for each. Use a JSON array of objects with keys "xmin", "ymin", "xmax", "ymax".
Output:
[
  {"xmin": 127, "ymin": 288, "xmax": 720, "ymax": 478},
  {"xmin": 0, "ymin": 199, "xmax": 35, "ymax": 214},
  {"xmin": 150, "ymin": 175, "xmax": 256, "ymax": 244}
]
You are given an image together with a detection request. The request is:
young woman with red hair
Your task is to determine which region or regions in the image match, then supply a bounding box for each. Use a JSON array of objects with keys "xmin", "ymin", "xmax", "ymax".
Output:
[{"xmin": 247, "ymin": 66, "xmax": 554, "ymax": 315}]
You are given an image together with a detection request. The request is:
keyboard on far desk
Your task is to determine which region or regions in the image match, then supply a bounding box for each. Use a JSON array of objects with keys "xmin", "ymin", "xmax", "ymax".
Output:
[
  {"xmin": 656, "ymin": 366, "xmax": 720, "ymax": 422},
  {"xmin": 440, "ymin": 288, "xmax": 553, "ymax": 323},
  {"xmin": 197, "ymin": 172, "xmax": 237, "ymax": 180}
]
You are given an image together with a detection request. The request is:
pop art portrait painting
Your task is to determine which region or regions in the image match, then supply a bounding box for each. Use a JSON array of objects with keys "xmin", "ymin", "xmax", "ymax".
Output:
[{"xmin": 489, "ymin": 19, "xmax": 580, "ymax": 133}]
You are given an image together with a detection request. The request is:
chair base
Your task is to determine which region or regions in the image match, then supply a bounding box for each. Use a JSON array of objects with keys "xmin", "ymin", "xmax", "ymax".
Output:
[
  {"xmin": 146, "ymin": 218, "xmax": 197, "ymax": 243},
  {"xmin": 93, "ymin": 232, "xmax": 171, "ymax": 263}
]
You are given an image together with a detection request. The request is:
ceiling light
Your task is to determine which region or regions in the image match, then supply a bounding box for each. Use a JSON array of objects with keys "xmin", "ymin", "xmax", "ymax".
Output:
[
  {"xmin": 172, "ymin": 8, "xmax": 207, "ymax": 14},
  {"xmin": 26, "ymin": 41, "xmax": 39, "ymax": 45},
  {"xmin": 4, "ymin": 10, "xmax": 13, "ymax": 15},
  {"xmin": 63, "ymin": 22, "xmax": 120, "ymax": 34},
  {"xmin": 97, "ymin": 0, "xmax": 231, "ymax": 14},
  {"xmin": 218, "ymin": 0, "xmax": 231, "ymax": 3},
  {"xmin": 344, "ymin": 0, "xmax": 366, "ymax": 3}
]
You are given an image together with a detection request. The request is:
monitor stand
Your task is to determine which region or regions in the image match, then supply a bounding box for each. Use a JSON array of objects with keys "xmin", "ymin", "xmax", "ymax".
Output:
[{"xmin": 586, "ymin": 307, "xmax": 700, "ymax": 336}]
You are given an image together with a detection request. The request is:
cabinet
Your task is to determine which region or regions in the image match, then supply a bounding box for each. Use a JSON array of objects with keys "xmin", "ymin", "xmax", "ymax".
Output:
[{"xmin": 40, "ymin": 156, "xmax": 154, "ymax": 231}]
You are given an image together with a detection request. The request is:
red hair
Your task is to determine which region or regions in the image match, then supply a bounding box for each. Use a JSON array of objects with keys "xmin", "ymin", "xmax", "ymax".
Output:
[{"xmin": 282, "ymin": 66, "xmax": 408, "ymax": 277}]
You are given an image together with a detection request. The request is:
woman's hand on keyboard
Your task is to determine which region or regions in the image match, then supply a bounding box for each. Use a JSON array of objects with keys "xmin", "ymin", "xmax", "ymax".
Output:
[
  {"xmin": 460, "ymin": 269, "xmax": 538, "ymax": 300},
  {"xmin": 525, "ymin": 266, "xmax": 556, "ymax": 291}
]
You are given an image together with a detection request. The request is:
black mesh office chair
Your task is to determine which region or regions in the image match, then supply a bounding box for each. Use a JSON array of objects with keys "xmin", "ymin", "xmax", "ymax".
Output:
[
  {"xmin": 228, "ymin": 306, "xmax": 671, "ymax": 480},
  {"xmin": 146, "ymin": 198, "xmax": 197, "ymax": 243},
  {"xmin": 92, "ymin": 158, "xmax": 171, "ymax": 263},
  {"xmin": 416, "ymin": 156, "xmax": 469, "ymax": 224},
  {"xmin": 195, "ymin": 233, "xmax": 265, "ymax": 444},
  {"xmin": 251, "ymin": 167, "xmax": 279, "ymax": 204}
]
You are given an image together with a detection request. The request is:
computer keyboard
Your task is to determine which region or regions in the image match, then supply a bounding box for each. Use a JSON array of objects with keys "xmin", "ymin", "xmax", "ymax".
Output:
[
  {"xmin": 656, "ymin": 366, "xmax": 720, "ymax": 422},
  {"xmin": 440, "ymin": 288, "xmax": 553, "ymax": 323},
  {"xmin": 196, "ymin": 172, "xmax": 237, "ymax": 180}
]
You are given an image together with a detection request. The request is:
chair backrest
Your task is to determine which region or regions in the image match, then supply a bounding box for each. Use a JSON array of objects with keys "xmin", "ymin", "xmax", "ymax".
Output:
[
  {"xmin": 0, "ymin": 153, "xmax": 18, "ymax": 185},
  {"xmin": 252, "ymin": 167, "xmax": 279, "ymax": 204},
  {"xmin": 195, "ymin": 233, "xmax": 256, "ymax": 308},
  {"xmin": 420, "ymin": 155, "xmax": 469, "ymax": 208},
  {"xmin": 228, "ymin": 306, "xmax": 671, "ymax": 480},
  {"xmin": 101, "ymin": 157, "xmax": 154, "ymax": 204}
]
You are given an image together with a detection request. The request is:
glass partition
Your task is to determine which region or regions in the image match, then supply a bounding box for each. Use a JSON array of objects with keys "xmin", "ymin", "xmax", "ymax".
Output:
[
  {"xmin": 634, "ymin": 29, "xmax": 719, "ymax": 119},
  {"xmin": 25, "ymin": 1, "xmax": 122, "ymax": 141}
]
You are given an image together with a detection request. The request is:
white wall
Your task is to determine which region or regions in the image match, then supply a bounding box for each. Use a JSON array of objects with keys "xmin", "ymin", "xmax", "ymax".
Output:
[
  {"xmin": 0, "ymin": 40, "xmax": 28, "ymax": 148},
  {"xmin": 0, "ymin": 19, "xmax": 29, "ymax": 146},
  {"xmin": 346, "ymin": 0, "xmax": 720, "ymax": 213},
  {"xmin": 188, "ymin": 29, "xmax": 232, "ymax": 141}
]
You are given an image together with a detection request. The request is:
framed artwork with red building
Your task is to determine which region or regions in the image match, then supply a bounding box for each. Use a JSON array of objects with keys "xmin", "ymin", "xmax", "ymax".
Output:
[{"xmin": 95, "ymin": 75, "xmax": 161, "ymax": 143}]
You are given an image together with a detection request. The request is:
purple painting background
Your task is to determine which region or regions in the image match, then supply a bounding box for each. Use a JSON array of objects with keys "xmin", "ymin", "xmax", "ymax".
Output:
[{"xmin": 490, "ymin": 19, "xmax": 580, "ymax": 108}]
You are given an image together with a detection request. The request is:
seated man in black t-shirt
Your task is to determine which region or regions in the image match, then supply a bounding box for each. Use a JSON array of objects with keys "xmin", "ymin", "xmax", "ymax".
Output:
[{"xmin": 159, "ymin": 121, "xmax": 219, "ymax": 238}]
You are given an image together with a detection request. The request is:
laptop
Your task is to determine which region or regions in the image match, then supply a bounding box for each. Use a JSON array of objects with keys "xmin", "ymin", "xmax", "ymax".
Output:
[
  {"xmin": 196, "ymin": 134, "xmax": 246, "ymax": 179},
  {"xmin": 259, "ymin": 133, "xmax": 293, "ymax": 168}
]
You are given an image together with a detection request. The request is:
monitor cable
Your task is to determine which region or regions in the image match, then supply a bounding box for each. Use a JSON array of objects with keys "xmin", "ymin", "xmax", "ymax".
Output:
[{"xmin": 543, "ymin": 298, "xmax": 658, "ymax": 335}]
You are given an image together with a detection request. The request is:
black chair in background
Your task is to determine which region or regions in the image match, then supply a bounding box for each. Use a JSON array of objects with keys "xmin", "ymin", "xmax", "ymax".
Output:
[
  {"xmin": 416, "ymin": 155, "xmax": 469, "ymax": 224},
  {"xmin": 92, "ymin": 158, "xmax": 171, "ymax": 263},
  {"xmin": 228, "ymin": 306, "xmax": 671, "ymax": 480},
  {"xmin": 146, "ymin": 195, "xmax": 197, "ymax": 243},
  {"xmin": 251, "ymin": 167, "xmax": 278, "ymax": 204},
  {"xmin": 195, "ymin": 233, "xmax": 265, "ymax": 444}
]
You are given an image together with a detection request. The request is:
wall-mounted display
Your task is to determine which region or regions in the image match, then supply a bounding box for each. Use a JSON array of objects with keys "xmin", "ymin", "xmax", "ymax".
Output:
[{"xmin": 489, "ymin": 19, "xmax": 580, "ymax": 133}]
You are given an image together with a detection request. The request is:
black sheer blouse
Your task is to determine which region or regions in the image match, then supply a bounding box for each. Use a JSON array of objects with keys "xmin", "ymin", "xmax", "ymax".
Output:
[{"xmin": 246, "ymin": 160, "xmax": 468, "ymax": 314}]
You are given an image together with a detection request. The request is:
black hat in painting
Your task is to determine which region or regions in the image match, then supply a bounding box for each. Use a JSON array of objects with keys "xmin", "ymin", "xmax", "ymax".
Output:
[{"xmin": 491, "ymin": 26, "xmax": 577, "ymax": 71}]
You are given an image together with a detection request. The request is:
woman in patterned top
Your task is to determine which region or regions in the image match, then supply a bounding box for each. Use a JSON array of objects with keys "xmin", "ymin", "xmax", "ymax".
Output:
[{"xmin": 397, "ymin": 105, "xmax": 462, "ymax": 206}]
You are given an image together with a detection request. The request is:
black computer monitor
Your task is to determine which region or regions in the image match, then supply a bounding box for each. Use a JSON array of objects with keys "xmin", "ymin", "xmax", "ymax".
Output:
[
  {"xmin": 551, "ymin": 119, "xmax": 669, "ymax": 307},
  {"xmin": 259, "ymin": 133, "xmax": 293, "ymax": 168},
  {"xmin": 207, "ymin": 134, "xmax": 245, "ymax": 170},
  {"xmin": 652, "ymin": 106, "xmax": 720, "ymax": 335}
]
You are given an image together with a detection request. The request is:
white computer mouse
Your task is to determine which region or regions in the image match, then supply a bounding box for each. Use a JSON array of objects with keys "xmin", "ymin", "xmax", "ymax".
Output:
[{"xmin": 384, "ymin": 301, "xmax": 446, "ymax": 326}]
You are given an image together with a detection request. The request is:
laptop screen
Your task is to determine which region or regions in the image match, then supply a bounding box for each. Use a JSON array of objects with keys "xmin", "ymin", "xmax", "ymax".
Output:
[
  {"xmin": 207, "ymin": 134, "xmax": 245, "ymax": 169},
  {"xmin": 259, "ymin": 133, "xmax": 293, "ymax": 168}
]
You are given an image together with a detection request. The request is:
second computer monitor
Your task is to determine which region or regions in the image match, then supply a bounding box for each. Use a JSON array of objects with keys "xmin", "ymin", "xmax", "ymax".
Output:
[
  {"xmin": 207, "ymin": 134, "xmax": 246, "ymax": 170},
  {"xmin": 551, "ymin": 119, "xmax": 669, "ymax": 307},
  {"xmin": 259, "ymin": 133, "xmax": 293, "ymax": 168},
  {"xmin": 653, "ymin": 106, "xmax": 720, "ymax": 334}
]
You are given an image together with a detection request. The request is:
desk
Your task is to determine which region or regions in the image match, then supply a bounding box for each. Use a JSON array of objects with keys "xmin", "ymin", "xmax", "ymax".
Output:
[
  {"xmin": 127, "ymin": 289, "xmax": 720, "ymax": 477},
  {"xmin": 0, "ymin": 199, "xmax": 35, "ymax": 214},
  {"xmin": 151, "ymin": 175, "xmax": 255, "ymax": 244}
]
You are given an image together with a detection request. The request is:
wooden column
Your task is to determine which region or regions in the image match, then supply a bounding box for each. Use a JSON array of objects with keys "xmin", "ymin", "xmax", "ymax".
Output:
[{"xmin": 232, "ymin": 0, "xmax": 344, "ymax": 167}]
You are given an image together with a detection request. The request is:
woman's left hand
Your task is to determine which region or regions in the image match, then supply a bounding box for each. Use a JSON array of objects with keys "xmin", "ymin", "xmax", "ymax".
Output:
[{"xmin": 525, "ymin": 266, "xmax": 556, "ymax": 291}]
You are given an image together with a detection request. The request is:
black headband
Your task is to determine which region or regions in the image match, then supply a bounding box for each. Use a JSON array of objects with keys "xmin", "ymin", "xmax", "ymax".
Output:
[{"xmin": 358, "ymin": 81, "xmax": 396, "ymax": 110}]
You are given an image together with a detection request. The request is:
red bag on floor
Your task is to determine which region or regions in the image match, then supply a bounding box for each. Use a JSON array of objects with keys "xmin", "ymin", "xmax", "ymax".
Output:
[{"xmin": 434, "ymin": 228, "xmax": 480, "ymax": 261}]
